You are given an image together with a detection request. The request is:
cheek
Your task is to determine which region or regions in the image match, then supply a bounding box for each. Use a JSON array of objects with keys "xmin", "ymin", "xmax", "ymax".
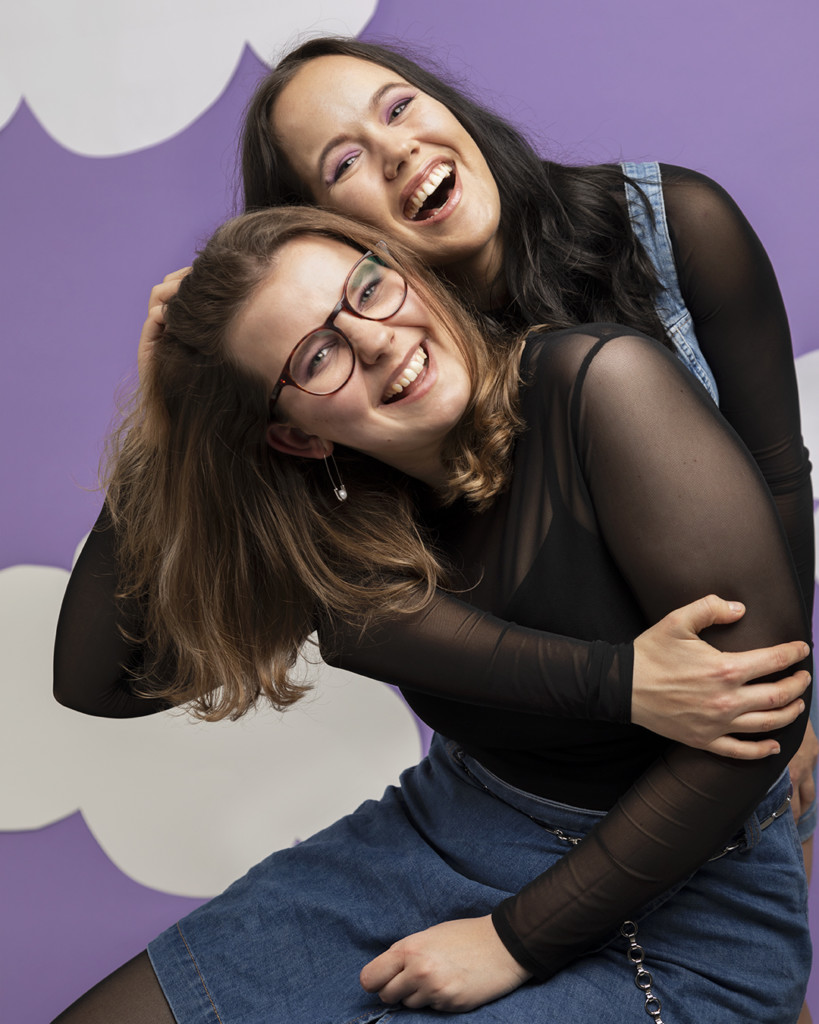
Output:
[
  {"xmin": 328, "ymin": 175, "xmax": 390, "ymax": 222},
  {"xmin": 298, "ymin": 394, "xmax": 367, "ymax": 443}
]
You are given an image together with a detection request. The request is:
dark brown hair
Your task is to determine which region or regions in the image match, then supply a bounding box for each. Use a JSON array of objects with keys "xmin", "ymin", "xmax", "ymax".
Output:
[{"xmin": 240, "ymin": 36, "xmax": 668, "ymax": 343}]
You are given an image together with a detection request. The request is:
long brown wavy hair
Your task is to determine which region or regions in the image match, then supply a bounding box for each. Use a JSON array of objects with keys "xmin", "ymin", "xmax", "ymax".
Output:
[{"xmin": 105, "ymin": 206, "xmax": 523, "ymax": 720}]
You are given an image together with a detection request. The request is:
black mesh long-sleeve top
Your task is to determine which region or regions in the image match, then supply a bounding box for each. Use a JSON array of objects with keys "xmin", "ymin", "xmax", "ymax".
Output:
[
  {"xmin": 428, "ymin": 326, "xmax": 810, "ymax": 975},
  {"xmin": 53, "ymin": 166, "xmax": 814, "ymax": 725}
]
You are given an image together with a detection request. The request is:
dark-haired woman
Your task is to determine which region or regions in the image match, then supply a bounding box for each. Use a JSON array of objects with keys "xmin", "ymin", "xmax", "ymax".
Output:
[
  {"xmin": 53, "ymin": 206, "xmax": 810, "ymax": 1022},
  {"xmin": 239, "ymin": 36, "xmax": 817, "ymax": 844}
]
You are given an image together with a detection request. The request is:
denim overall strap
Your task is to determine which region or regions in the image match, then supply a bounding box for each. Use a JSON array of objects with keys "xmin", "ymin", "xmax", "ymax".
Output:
[{"xmin": 621, "ymin": 161, "xmax": 719, "ymax": 403}]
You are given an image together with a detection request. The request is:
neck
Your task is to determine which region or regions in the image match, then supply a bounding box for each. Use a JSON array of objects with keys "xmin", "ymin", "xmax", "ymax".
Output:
[
  {"xmin": 443, "ymin": 235, "xmax": 508, "ymax": 311},
  {"xmin": 383, "ymin": 448, "xmax": 450, "ymax": 492}
]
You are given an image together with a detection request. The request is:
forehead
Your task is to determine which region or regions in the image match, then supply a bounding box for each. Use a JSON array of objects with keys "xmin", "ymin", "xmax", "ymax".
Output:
[
  {"xmin": 230, "ymin": 236, "xmax": 360, "ymax": 364},
  {"xmin": 273, "ymin": 55, "xmax": 410, "ymax": 166},
  {"xmin": 256, "ymin": 235, "xmax": 361, "ymax": 320},
  {"xmin": 278, "ymin": 53, "xmax": 406, "ymax": 116}
]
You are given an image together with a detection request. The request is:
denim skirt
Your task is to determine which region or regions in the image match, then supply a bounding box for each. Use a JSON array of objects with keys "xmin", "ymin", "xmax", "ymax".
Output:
[{"xmin": 147, "ymin": 735, "xmax": 811, "ymax": 1024}]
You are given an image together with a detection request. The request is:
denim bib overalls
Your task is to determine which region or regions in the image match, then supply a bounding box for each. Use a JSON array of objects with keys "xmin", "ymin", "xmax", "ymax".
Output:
[{"xmin": 621, "ymin": 161, "xmax": 719, "ymax": 403}]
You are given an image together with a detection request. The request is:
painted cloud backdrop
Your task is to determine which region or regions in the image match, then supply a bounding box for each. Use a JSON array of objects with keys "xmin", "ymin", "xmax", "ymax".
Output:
[
  {"xmin": 0, "ymin": 0, "xmax": 376, "ymax": 153},
  {"xmin": 0, "ymin": 557, "xmax": 421, "ymax": 897}
]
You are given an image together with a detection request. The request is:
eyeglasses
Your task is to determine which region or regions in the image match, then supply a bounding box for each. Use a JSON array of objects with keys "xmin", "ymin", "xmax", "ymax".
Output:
[{"xmin": 268, "ymin": 248, "xmax": 408, "ymax": 411}]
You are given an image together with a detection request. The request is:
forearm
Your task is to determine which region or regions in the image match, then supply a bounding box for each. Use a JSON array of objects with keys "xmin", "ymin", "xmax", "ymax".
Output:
[
  {"xmin": 53, "ymin": 503, "xmax": 169, "ymax": 718},
  {"xmin": 493, "ymin": 717, "xmax": 807, "ymax": 977},
  {"xmin": 322, "ymin": 602, "xmax": 632, "ymax": 723}
]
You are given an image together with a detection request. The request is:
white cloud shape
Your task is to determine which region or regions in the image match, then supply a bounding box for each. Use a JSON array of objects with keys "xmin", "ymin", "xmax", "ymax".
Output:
[
  {"xmin": 0, "ymin": 0, "xmax": 376, "ymax": 155},
  {"xmin": 0, "ymin": 559, "xmax": 420, "ymax": 897},
  {"xmin": 795, "ymin": 348, "xmax": 819, "ymax": 586}
]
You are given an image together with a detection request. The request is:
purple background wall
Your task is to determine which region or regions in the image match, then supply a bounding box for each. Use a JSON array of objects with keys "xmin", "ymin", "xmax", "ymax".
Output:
[{"xmin": 1, "ymin": 1, "xmax": 816, "ymax": 1019}]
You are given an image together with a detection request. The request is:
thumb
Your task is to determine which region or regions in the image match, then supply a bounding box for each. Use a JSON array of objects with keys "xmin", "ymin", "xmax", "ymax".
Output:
[{"xmin": 674, "ymin": 594, "xmax": 745, "ymax": 636}]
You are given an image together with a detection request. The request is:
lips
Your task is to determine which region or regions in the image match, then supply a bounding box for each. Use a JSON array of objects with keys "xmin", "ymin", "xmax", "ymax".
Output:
[
  {"xmin": 382, "ymin": 345, "xmax": 428, "ymax": 403},
  {"xmin": 403, "ymin": 161, "xmax": 455, "ymax": 221}
]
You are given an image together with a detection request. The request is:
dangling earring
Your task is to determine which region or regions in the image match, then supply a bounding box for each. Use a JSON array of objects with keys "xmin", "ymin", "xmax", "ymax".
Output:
[{"xmin": 324, "ymin": 453, "xmax": 347, "ymax": 502}]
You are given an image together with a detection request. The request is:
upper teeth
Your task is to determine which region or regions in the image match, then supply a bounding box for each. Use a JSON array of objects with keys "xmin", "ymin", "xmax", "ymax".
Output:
[
  {"xmin": 385, "ymin": 347, "xmax": 427, "ymax": 399},
  {"xmin": 405, "ymin": 163, "xmax": 453, "ymax": 220}
]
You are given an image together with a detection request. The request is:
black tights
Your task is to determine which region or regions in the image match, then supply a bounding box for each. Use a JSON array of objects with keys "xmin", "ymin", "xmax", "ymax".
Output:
[{"xmin": 51, "ymin": 951, "xmax": 177, "ymax": 1024}]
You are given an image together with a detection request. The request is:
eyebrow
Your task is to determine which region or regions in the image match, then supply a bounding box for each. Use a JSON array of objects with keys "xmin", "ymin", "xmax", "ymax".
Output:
[{"xmin": 317, "ymin": 81, "xmax": 409, "ymax": 181}]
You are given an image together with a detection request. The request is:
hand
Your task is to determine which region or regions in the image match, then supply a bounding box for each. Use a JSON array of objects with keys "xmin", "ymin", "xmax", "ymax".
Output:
[
  {"xmin": 789, "ymin": 720, "xmax": 819, "ymax": 822},
  {"xmin": 137, "ymin": 267, "xmax": 191, "ymax": 381},
  {"xmin": 360, "ymin": 916, "xmax": 531, "ymax": 1013},
  {"xmin": 631, "ymin": 594, "xmax": 810, "ymax": 758}
]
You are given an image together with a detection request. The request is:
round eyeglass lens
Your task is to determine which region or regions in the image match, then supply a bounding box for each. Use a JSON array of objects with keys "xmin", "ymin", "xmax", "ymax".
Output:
[
  {"xmin": 290, "ymin": 329, "xmax": 355, "ymax": 394},
  {"xmin": 345, "ymin": 255, "xmax": 407, "ymax": 319}
]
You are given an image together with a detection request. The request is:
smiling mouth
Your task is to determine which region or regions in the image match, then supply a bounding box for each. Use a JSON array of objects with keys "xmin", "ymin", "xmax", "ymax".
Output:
[
  {"xmin": 403, "ymin": 163, "xmax": 455, "ymax": 221},
  {"xmin": 383, "ymin": 346, "xmax": 428, "ymax": 403}
]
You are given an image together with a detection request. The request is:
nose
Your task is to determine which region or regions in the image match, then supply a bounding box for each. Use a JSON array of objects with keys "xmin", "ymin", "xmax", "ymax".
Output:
[
  {"xmin": 381, "ymin": 134, "xmax": 417, "ymax": 180},
  {"xmin": 338, "ymin": 311, "xmax": 394, "ymax": 365}
]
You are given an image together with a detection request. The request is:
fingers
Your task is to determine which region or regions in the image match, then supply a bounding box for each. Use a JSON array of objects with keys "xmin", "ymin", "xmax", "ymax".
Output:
[
  {"xmin": 727, "ymin": 642, "xmax": 812, "ymax": 687},
  {"xmin": 148, "ymin": 268, "xmax": 190, "ymax": 316},
  {"xmin": 705, "ymin": 736, "xmax": 781, "ymax": 759},
  {"xmin": 138, "ymin": 267, "xmax": 192, "ymax": 381},
  {"xmin": 666, "ymin": 594, "xmax": 744, "ymax": 635},
  {"xmin": 359, "ymin": 949, "xmax": 403, "ymax": 995},
  {"xmin": 732, "ymin": 671, "xmax": 811, "ymax": 718},
  {"xmin": 787, "ymin": 722, "xmax": 818, "ymax": 822},
  {"xmin": 361, "ymin": 963, "xmax": 419, "ymax": 1009},
  {"xmin": 163, "ymin": 266, "xmax": 192, "ymax": 283},
  {"xmin": 792, "ymin": 774, "xmax": 816, "ymax": 823},
  {"xmin": 724, "ymin": 702, "xmax": 806, "ymax": 738}
]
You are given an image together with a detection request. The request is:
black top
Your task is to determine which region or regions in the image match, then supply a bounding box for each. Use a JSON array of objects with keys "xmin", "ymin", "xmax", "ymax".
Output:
[{"xmin": 440, "ymin": 326, "xmax": 808, "ymax": 974}]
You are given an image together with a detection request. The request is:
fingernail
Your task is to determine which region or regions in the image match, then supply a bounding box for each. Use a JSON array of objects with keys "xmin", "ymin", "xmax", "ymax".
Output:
[
  {"xmin": 769, "ymin": 745, "xmax": 781, "ymax": 757},
  {"xmin": 728, "ymin": 602, "xmax": 744, "ymax": 613}
]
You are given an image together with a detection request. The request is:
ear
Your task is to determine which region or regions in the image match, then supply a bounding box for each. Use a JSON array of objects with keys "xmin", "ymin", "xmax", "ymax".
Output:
[{"xmin": 266, "ymin": 423, "xmax": 331, "ymax": 460}]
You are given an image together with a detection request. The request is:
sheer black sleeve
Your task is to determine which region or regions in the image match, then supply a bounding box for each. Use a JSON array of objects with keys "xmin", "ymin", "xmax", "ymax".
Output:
[
  {"xmin": 54, "ymin": 506, "xmax": 633, "ymax": 723},
  {"xmin": 661, "ymin": 165, "xmax": 814, "ymax": 615},
  {"xmin": 52, "ymin": 504, "xmax": 170, "ymax": 718},
  {"xmin": 492, "ymin": 330, "xmax": 811, "ymax": 977},
  {"xmin": 321, "ymin": 604, "xmax": 631, "ymax": 724}
]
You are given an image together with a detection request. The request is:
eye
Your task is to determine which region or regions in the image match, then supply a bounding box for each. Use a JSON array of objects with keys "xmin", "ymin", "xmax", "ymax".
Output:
[
  {"xmin": 347, "ymin": 262, "xmax": 385, "ymax": 313},
  {"xmin": 387, "ymin": 96, "xmax": 413, "ymax": 122},
  {"xmin": 293, "ymin": 330, "xmax": 342, "ymax": 382},
  {"xmin": 357, "ymin": 278, "xmax": 381, "ymax": 310},
  {"xmin": 306, "ymin": 339, "xmax": 337, "ymax": 377},
  {"xmin": 329, "ymin": 151, "xmax": 360, "ymax": 185}
]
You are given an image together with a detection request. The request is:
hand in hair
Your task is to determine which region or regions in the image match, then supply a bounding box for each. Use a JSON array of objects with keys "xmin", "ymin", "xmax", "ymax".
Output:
[
  {"xmin": 137, "ymin": 266, "xmax": 191, "ymax": 381},
  {"xmin": 359, "ymin": 915, "xmax": 531, "ymax": 1012},
  {"xmin": 631, "ymin": 594, "xmax": 811, "ymax": 757}
]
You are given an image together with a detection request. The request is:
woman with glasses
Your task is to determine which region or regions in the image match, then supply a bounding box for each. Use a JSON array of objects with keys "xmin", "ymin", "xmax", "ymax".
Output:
[{"xmin": 53, "ymin": 206, "xmax": 811, "ymax": 1023}]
